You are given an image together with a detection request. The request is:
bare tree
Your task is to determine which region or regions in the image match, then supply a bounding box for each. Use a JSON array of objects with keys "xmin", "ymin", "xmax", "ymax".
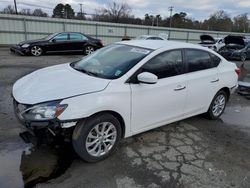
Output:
[
  {"xmin": 33, "ymin": 9, "xmax": 48, "ymax": 17},
  {"xmin": 233, "ymin": 13, "xmax": 249, "ymax": 32},
  {"xmin": 205, "ymin": 10, "xmax": 233, "ymax": 31},
  {"xmin": 102, "ymin": 2, "xmax": 132, "ymax": 22},
  {"xmin": 2, "ymin": 5, "xmax": 16, "ymax": 14},
  {"xmin": 20, "ymin": 8, "xmax": 32, "ymax": 16}
]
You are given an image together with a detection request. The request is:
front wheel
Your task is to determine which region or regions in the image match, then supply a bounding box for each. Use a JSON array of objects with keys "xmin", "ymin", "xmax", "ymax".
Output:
[
  {"xmin": 30, "ymin": 46, "xmax": 43, "ymax": 56},
  {"xmin": 72, "ymin": 113, "xmax": 121, "ymax": 162},
  {"xmin": 206, "ymin": 90, "xmax": 227, "ymax": 120}
]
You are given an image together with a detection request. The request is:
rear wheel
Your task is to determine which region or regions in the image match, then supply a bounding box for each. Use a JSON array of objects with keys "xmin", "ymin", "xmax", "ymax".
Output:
[
  {"xmin": 206, "ymin": 90, "xmax": 227, "ymax": 119},
  {"xmin": 84, "ymin": 46, "xmax": 95, "ymax": 55},
  {"xmin": 72, "ymin": 113, "xmax": 121, "ymax": 162},
  {"xmin": 31, "ymin": 46, "xmax": 43, "ymax": 56}
]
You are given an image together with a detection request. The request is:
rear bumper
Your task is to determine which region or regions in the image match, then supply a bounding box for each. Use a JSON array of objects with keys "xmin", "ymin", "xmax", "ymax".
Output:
[{"xmin": 10, "ymin": 45, "xmax": 30, "ymax": 55}]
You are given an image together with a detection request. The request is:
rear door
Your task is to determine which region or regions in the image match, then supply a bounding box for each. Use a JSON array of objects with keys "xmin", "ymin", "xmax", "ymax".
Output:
[
  {"xmin": 68, "ymin": 33, "xmax": 88, "ymax": 51},
  {"xmin": 130, "ymin": 49, "xmax": 187, "ymax": 132},
  {"xmin": 184, "ymin": 49, "xmax": 221, "ymax": 116}
]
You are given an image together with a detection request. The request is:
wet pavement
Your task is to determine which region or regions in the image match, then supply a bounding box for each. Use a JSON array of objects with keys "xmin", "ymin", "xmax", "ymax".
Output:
[{"xmin": 0, "ymin": 48, "xmax": 250, "ymax": 188}]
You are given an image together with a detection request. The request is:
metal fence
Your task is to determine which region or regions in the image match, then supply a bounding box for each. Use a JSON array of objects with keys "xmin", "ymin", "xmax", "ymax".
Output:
[{"xmin": 0, "ymin": 14, "xmax": 250, "ymax": 46}]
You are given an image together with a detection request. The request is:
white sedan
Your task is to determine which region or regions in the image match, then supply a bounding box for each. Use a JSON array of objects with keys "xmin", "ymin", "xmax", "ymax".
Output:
[
  {"xmin": 13, "ymin": 40, "xmax": 239, "ymax": 162},
  {"xmin": 136, "ymin": 34, "xmax": 168, "ymax": 40}
]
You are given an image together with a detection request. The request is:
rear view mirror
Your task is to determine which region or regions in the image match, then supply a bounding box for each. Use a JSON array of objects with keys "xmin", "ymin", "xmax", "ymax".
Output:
[{"xmin": 137, "ymin": 72, "xmax": 158, "ymax": 84}]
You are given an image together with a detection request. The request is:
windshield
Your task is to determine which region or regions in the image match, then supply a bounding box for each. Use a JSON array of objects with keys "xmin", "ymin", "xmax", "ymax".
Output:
[
  {"xmin": 71, "ymin": 44, "xmax": 152, "ymax": 79},
  {"xmin": 44, "ymin": 33, "xmax": 58, "ymax": 40}
]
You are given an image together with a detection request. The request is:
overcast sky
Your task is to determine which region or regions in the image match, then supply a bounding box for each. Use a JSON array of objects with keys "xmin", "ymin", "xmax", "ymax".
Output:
[{"xmin": 0, "ymin": 0, "xmax": 250, "ymax": 20}]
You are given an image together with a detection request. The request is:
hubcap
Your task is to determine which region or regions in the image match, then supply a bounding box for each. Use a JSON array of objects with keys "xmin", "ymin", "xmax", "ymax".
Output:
[
  {"xmin": 85, "ymin": 46, "xmax": 94, "ymax": 55},
  {"xmin": 31, "ymin": 46, "xmax": 42, "ymax": 56},
  {"xmin": 86, "ymin": 122, "xmax": 117, "ymax": 157},
  {"xmin": 212, "ymin": 94, "xmax": 226, "ymax": 117}
]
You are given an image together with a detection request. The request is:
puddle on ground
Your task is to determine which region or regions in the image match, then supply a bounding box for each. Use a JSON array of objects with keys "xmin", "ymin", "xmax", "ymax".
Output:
[
  {"xmin": 221, "ymin": 106, "xmax": 250, "ymax": 128},
  {"xmin": 0, "ymin": 138, "xmax": 76, "ymax": 188}
]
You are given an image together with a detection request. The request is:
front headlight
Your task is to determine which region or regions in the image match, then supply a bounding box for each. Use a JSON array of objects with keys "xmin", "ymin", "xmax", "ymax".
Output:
[
  {"xmin": 21, "ymin": 44, "xmax": 30, "ymax": 48},
  {"xmin": 21, "ymin": 101, "xmax": 67, "ymax": 121}
]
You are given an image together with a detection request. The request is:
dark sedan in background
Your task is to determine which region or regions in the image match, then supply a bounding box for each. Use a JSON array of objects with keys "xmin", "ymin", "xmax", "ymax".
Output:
[
  {"xmin": 10, "ymin": 32, "xmax": 103, "ymax": 56},
  {"xmin": 219, "ymin": 35, "xmax": 250, "ymax": 61}
]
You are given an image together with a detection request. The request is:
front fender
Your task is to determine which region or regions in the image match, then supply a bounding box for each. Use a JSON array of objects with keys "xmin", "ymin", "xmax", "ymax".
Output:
[{"xmin": 57, "ymin": 84, "xmax": 131, "ymax": 137}]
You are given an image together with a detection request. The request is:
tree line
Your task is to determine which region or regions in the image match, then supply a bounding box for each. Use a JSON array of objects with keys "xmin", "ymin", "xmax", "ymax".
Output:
[{"xmin": 1, "ymin": 2, "xmax": 249, "ymax": 33}]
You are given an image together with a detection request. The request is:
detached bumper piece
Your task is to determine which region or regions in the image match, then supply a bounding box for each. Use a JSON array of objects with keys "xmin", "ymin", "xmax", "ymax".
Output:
[
  {"xmin": 10, "ymin": 45, "xmax": 29, "ymax": 55},
  {"xmin": 19, "ymin": 131, "xmax": 36, "ymax": 144},
  {"xmin": 237, "ymin": 81, "xmax": 250, "ymax": 100}
]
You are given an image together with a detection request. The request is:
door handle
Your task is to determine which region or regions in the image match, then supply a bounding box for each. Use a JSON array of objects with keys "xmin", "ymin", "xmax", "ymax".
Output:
[
  {"xmin": 211, "ymin": 78, "xmax": 219, "ymax": 83},
  {"xmin": 174, "ymin": 85, "xmax": 186, "ymax": 91}
]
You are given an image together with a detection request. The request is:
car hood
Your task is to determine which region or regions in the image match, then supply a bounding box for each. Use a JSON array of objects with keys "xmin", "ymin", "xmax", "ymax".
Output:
[
  {"xmin": 224, "ymin": 35, "xmax": 245, "ymax": 46},
  {"xmin": 200, "ymin": 35, "xmax": 215, "ymax": 42},
  {"xmin": 13, "ymin": 63, "xmax": 110, "ymax": 104},
  {"xmin": 19, "ymin": 39, "xmax": 47, "ymax": 45}
]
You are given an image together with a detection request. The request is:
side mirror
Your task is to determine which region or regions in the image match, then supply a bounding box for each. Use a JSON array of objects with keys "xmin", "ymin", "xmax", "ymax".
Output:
[
  {"xmin": 137, "ymin": 72, "xmax": 158, "ymax": 84},
  {"xmin": 51, "ymin": 39, "xmax": 56, "ymax": 43}
]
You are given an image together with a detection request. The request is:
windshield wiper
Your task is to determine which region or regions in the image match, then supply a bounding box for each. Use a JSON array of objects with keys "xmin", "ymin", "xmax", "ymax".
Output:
[{"xmin": 74, "ymin": 68, "xmax": 99, "ymax": 77}]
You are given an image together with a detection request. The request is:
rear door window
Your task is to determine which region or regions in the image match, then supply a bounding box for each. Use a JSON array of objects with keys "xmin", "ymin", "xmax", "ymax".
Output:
[
  {"xmin": 69, "ymin": 33, "xmax": 88, "ymax": 41},
  {"xmin": 210, "ymin": 53, "xmax": 221, "ymax": 67},
  {"xmin": 186, "ymin": 49, "xmax": 212, "ymax": 72}
]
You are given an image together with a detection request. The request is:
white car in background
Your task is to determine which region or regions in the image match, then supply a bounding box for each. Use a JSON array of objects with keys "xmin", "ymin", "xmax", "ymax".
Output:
[
  {"xmin": 13, "ymin": 40, "xmax": 239, "ymax": 162},
  {"xmin": 199, "ymin": 35, "xmax": 225, "ymax": 52},
  {"xmin": 136, "ymin": 33, "xmax": 168, "ymax": 40}
]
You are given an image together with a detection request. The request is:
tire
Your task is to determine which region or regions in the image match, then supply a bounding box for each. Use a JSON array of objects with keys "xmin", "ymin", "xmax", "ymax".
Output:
[
  {"xmin": 72, "ymin": 113, "xmax": 122, "ymax": 162},
  {"xmin": 30, "ymin": 46, "xmax": 43, "ymax": 56},
  {"xmin": 84, "ymin": 45, "xmax": 95, "ymax": 55},
  {"xmin": 240, "ymin": 53, "xmax": 246, "ymax": 62},
  {"xmin": 206, "ymin": 90, "xmax": 227, "ymax": 120}
]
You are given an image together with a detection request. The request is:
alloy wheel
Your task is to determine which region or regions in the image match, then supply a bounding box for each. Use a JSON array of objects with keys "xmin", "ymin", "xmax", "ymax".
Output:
[
  {"xmin": 85, "ymin": 46, "xmax": 95, "ymax": 55},
  {"xmin": 212, "ymin": 94, "xmax": 226, "ymax": 117},
  {"xmin": 85, "ymin": 122, "xmax": 117, "ymax": 157},
  {"xmin": 31, "ymin": 46, "xmax": 42, "ymax": 56}
]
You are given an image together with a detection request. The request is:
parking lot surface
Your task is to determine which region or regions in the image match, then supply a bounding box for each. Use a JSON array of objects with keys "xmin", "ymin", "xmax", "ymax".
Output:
[{"xmin": 0, "ymin": 48, "xmax": 250, "ymax": 188}]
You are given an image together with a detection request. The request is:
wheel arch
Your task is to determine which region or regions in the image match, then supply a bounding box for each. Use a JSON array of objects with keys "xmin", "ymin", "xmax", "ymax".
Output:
[
  {"xmin": 220, "ymin": 87, "xmax": 230, "ymax": 101},
  {"xmin": 86, "ymin": 110, "xmax": 126, "ymax": 138}
]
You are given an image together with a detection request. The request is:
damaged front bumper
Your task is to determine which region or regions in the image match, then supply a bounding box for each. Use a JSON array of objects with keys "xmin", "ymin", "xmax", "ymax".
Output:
[
  {"xmin": 10, "ymin": 45, "xmax": 30, "ymax": 55},
  {"xmin": 13, "ymin": 99, "xmax": 78, "ymax": 143}
]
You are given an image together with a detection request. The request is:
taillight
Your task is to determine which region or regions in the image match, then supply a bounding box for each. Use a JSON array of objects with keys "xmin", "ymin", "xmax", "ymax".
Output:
[{"xmin": 235, "ymin": 68, "xmax": 241, "ymax": 77}]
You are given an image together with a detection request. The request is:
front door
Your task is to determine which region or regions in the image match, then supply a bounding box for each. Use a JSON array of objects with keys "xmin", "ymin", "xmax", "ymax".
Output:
[
  {"xmin": 47, "ymin": 33, "xmax": 70, "ymax": 52},
  {"xmin": 130, "ymin": 49, "xmax": 187, "ymax": 133}
]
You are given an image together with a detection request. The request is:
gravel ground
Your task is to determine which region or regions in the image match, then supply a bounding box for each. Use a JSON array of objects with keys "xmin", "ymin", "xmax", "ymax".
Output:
[{"xmin": 0, "ymin": 48, "xmax": 250, "ymax": 188}]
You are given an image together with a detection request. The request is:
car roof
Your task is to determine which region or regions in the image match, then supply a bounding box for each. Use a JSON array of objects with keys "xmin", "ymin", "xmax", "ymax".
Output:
[
  {"xmin": 137, "ymin": 35, "xmax": 163, "ymax": 39},
  {"xmin": 117, "ymin": 40, "xmax": 204, "ymax": 50}
]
